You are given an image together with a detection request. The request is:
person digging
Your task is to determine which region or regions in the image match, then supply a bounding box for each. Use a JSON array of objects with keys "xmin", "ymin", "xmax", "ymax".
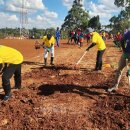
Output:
[
  {"xmin": 35, "ymin": 33, "xmax": 55, "ymax": 66},
  {"xmin": 0, "ymin": 45, "xmax": 23, "ymax": 101},
  {"xmin": 108, "ymin": 29, "xmax": 130, "ymax": 92},
  {"xmin": 86, "ymin": 28, "xmax": 106, "ymax": 71}
]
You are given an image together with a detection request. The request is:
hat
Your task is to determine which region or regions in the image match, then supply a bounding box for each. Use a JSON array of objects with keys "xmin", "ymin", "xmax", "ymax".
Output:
[
  {"xmin": 87, "ymin": 27, "xmax": 94, "ymax": 33},
  {"xmin": 47, "ymin": 34, "xmax": 52, "ymax": 40}
]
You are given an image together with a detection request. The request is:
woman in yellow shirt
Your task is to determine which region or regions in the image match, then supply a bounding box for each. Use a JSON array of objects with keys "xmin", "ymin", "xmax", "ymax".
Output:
[{"xmin": 0, "ymin": 45, "xmax": 23, "ymax": 101}]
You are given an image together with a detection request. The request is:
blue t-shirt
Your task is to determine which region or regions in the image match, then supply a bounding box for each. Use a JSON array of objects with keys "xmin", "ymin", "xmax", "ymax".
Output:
[
  {"xmin": 124, "ymin": 30, "xmax": 130, "ymax": 53},
  {"xmin": 55, "ymin": 30, "xmax": 60, "ymax": 38}
]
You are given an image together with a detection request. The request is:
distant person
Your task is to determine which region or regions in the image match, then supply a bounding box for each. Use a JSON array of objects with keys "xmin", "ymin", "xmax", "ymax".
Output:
[
  {"xmin": 73, "ymin": 31, "xmax": 78, "ymax": 44},
  {"xmin": 110, "ymin": 33, "xmax": 114, "ymax": 40},
  {"xmin": 113, "ymin": 32, "xmax": 122, "ymax": 49},
  {"xmin": 55, "ymin": 27, "xmax": 60, "ymax": 47},
  {"xmin": 0, "ymin": 45, "xmax": 23, "ymax": 101},
  {"xmin": 86, "ymin": 32, "xmax": 91, "ymax": 44},
  {"xmin": 108, "ymin": 29, "xmax": 130, "ymax": 92},
  {"xmin": 67, "ymin": 30, "xmax": 75, "ymax": 44},
  {"xmin": 77, "ymin": 28, "xmax": 81, "ymax": 44},
  {"xmin": 35, "ymin": 33, "xmax": 55, "ymax": 66},
  {"xmin": 86, "ymin": 28, "xmax": 106, "ymax": 71},
  {"xmin": 79, "ymin": 31, "xmax": 84, "ymax": 48},
  {"xmin": 102, "ymin": 31, "xmax": 106, "ymax": 42}
]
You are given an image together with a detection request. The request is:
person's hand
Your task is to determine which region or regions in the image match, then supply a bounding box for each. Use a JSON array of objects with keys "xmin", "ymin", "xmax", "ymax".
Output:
[
  {"xmin": 0, "ymin": 71, "xmax": 3, "ymax": 75},
  {"xmin": 86, "ymin": 48, "xmax": 89, "ymax": 51},
  {"xmin": 47, "ymin": 48, "xmax": 50, "ymax": 52},
  {"xmin": 35, "ymin": 41, "xmax": 40, "ymax": 49}
]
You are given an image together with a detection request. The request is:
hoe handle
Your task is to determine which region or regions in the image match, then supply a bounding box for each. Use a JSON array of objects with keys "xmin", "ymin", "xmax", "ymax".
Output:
[{"xmin": 76, "ymin": 51, "xmax": 87, "ymax": 65}]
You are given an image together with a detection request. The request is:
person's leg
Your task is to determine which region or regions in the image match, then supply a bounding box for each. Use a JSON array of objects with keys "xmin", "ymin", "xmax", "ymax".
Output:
[
  {"xmin": 67, "ymin": 37, "xmax": 70, "ymax": 44},
  {"xmin": 14, "ymin": 64, "xmax": 21, "ymax": 89},
  {"xmin": 74, "ymin": 37, "xmax": 76, "ymax": 44},
  {"xmin": 98, "ymin": 50, "xmax": 105, "ymax": 70},
  {"xmin": 56, "ymin": 37, "xmax": 59, "ymax": 47},
  {"xmin": 2, "ymin": 64, "xmax": 15, "ymax": 100},
  {"xmin": 44, "ymin": 47, "xmax": 48, "ymax": 66},
  {"xmin": 95, "ymin": 51, "xmax": 100, "ymax": 70},
  {"xmin": 95, "ymin": 50, "xmax": 105, "ymax": 70},
  {"xmin": 50, "ymin": 46, "xmax": 55, "ymax": 65},
  {"xmin": 108, "ymin": 54, "xmax": 126, "ymax": 92}
]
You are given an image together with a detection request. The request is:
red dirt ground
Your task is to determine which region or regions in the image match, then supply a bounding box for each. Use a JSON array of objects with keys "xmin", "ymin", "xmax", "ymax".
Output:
[{"xmin": 0, "ymin": 39, "xmax": 129, "ymax": 130}]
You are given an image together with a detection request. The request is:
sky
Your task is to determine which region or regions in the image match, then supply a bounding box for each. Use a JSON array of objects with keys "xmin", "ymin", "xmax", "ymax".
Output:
[{"xmin": 0, "ymin": 0, "xmax": 122, "ymax": 29}]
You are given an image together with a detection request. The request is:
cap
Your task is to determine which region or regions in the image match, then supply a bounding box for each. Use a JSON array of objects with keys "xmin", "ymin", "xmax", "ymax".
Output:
[{"xmin": 87, "ymin": 27, "xmax": 94, "ymax": 33}]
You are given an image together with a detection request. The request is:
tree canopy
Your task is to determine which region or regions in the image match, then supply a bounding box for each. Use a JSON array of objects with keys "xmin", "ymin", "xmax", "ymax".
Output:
[
  {"xmin": 106, "ymin": 0, "xmax": 130, "ymax": 33},
  {"xmin": 61, "ymin": 0, "xmax": 89, "ymax": 31},
  {"xmin": 88, "ymin": 15, "xmax": 101, "ymax": 30}
]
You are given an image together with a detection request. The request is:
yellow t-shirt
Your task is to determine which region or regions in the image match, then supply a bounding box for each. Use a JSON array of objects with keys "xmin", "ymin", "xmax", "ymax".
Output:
[
  {"xmin": 92, "ymin": 32, "xmax": 106, "ymax": 50},
  {"xmin": 0, "ymin": 45, "xmax": 23, "ymax": 64},
  {"xmin": 42, "ymin": 36, "xmax": 55, "ymax": 48}
]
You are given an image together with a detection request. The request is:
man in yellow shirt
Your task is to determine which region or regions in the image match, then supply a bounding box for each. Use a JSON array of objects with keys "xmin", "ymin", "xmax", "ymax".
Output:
[
  {"xmin": 35, "ymin": 33, "xmax": 55, "ymax": 66},
  {"xmin": 86, "ymin": 28, "xmax": 106, "ymax": 71},
  {"xmin": 0, "ymin": 45, "xmax": 23, "ymax": 101}
]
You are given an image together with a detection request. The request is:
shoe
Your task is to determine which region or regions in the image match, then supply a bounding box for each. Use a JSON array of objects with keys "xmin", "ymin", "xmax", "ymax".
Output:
[
  {"xmin": 3, "ymin": 93, "xmax": 12, "ymax": 101},
  {"xmin": 50, "ymin": 63, "xmax": 54, "ymax": 66},
  {"xmin": 14, "ymin": 86, "xmax": 21, "ymax": 89}
]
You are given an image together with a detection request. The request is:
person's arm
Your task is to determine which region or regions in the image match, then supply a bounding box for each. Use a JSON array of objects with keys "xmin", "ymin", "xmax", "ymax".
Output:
[
  {"xmin": 86, "ymin": 42, "xmax": 96, "ymax": 51},
  {"xmin": 0, "ymin": 63, "xmax": 3, "ymax": 74}
]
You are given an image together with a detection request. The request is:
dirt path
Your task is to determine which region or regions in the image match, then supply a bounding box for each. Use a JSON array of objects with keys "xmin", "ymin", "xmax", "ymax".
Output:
[{"xmin": 0, "ymin": 39, "xmax": 129, "ymax": 130}]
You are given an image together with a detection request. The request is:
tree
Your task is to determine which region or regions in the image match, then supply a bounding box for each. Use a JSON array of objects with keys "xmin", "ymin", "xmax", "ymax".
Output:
[
  {"xmin": 114, "ymin": 0, "xmax": 130, "ymax": 7},
  {"xmin": 61, "ymin": 0, "xmax": 89, "ymax": 31},
  {"xmin": 88, "ymin": 15, "xmax": 101, "ymax": 30},
  {"xmin": 107, "ymin": 10, "xmax": 130, "ymax": 33},
  {"xmin": 106, "ymin": 0, "xmax": 130, "ymax": 32}
]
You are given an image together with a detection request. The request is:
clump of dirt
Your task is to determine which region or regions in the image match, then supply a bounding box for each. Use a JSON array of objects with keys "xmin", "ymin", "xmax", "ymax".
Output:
[
  {"xmin": 90, "ymin": 95, "xmax": 130, "ymax": 130},
  {"xmin": 0, "ymin": 65, "xmax": 129, "ymax": 129}
]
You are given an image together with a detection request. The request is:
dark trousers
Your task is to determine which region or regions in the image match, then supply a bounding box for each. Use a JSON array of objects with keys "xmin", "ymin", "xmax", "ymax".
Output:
[
  {"xmin": 2, "ymin": 64, "xmax": 21, "ymax": 95},
  {"xmin": 95, "ymin": 49, "xmax": 105, "ymax": 70}
]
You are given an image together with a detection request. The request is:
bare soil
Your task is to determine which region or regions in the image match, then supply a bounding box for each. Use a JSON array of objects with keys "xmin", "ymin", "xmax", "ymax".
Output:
[{"xmin": 0, "ymin": 39, "xmax": 129, "ymax": 130}]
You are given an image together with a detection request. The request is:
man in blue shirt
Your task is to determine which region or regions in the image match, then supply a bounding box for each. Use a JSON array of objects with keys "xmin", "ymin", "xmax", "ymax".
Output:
[
  {"xmin": 108, "ymin": 30, "xmax": 130, "ymax": 92},
  {"xmin": 55, "ymin": 27, "xmax": 60, "ymax": 47}
]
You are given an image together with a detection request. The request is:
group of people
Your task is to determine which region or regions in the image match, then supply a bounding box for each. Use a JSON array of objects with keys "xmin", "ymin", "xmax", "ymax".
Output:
[
  {"xmin": 0, "ymin": 27, "xmax": 60, "ymax": 101},
  {"xmin": 68, "ymin": 28, "xmax": 84, "ymax": 47},
  {"xmin": 0, "ymin": 27, "xmax": 130, "ymax": 101}
]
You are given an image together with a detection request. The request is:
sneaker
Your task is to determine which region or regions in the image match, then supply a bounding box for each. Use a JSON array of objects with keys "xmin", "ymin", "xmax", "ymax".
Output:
[{"xmin": 3, "ymin": 93, "xmax": 12, "ymax": 101}]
